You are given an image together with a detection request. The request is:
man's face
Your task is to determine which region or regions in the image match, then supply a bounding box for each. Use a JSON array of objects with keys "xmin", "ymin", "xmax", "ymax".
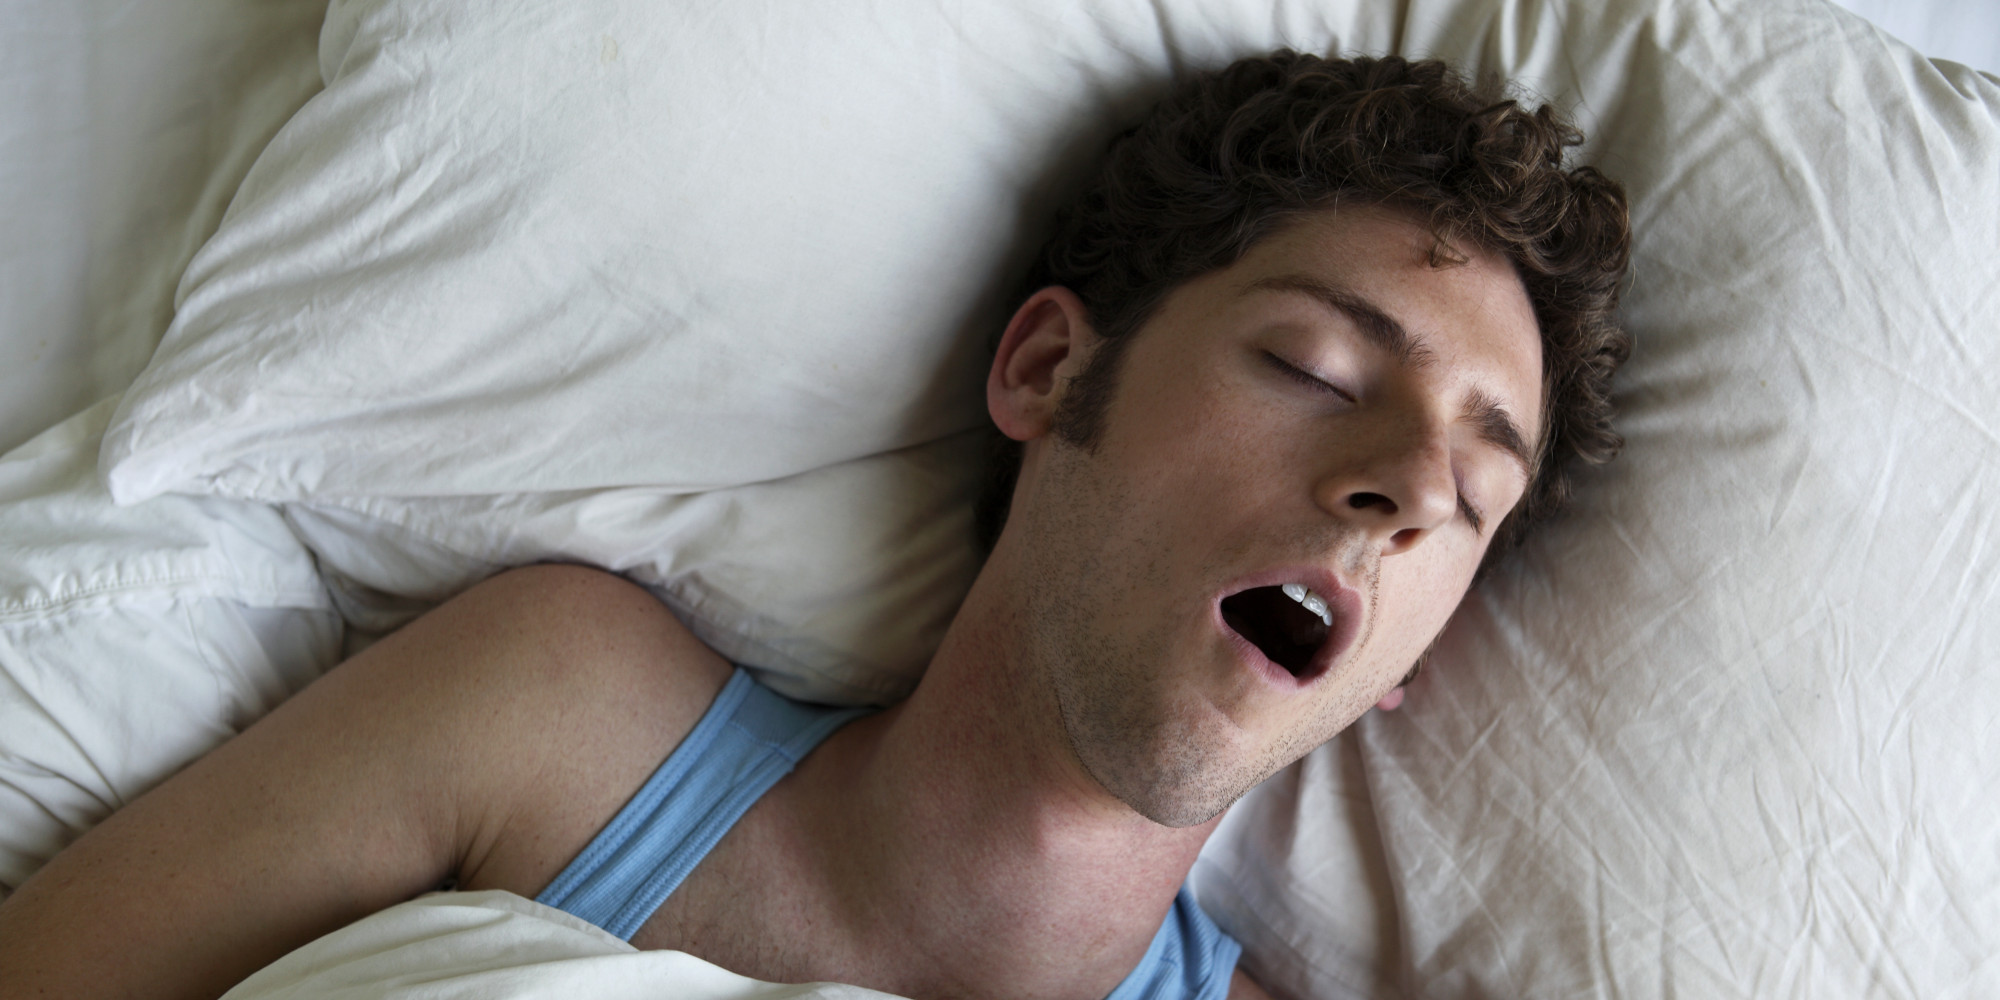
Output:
[{"xmin": 996, "ymin": 204, "xmax": 1542, "ymax": 827}]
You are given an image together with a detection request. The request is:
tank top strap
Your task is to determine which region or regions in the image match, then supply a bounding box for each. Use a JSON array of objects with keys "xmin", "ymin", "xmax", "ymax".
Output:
[
  {"xmin": 1105, "ymin": 886, "xmax": 1244, "ymax": 1000},
  {"xmin": 535, "ymin": 668, "xmax": 870, "ymax": 940},
  {"xmin": 536, "ymin": 667, "xmax": 1243, "ymax": 998}
]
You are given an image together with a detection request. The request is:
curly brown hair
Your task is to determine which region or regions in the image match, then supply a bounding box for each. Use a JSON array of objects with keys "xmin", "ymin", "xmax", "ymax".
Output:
[{"xmin": 977, "ymin": 51, "xmax": 1632, "ymax": 568}]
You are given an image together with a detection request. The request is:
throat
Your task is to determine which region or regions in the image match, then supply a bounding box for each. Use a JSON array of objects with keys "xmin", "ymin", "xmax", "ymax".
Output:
[{"xmin": 638, "ymin": 689, "xmax": 1212, "ymax": 997}]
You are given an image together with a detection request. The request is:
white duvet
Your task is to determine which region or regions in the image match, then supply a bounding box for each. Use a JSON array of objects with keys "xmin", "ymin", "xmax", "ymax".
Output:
[
  {"xmin": 222, "ymin": 891, "xmax": 899, "ymax": 1000},
  {"xmin": 0, "ymin": 401, "xmax": 340, "ymax": 888}
]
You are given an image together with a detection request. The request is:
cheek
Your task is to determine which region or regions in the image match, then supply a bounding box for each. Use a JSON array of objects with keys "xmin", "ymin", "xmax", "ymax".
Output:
[
  {"xmin": 1372, "ymin": 542, "xmax": 1481, "ymax": 662},
  {"xmin": 1117, "ymin": 372, "xmax": 1284, "ymax": 516}
]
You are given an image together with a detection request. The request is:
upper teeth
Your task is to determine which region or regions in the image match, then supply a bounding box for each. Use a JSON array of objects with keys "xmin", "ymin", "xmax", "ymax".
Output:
[{"xmin": 1281, "ymin": 582, "xmax": 1332, "ymax": 627}]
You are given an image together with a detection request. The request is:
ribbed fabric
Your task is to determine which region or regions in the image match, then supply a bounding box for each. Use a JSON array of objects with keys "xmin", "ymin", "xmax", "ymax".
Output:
[
  {"xmin": 536, "ymin": 667, "xmax": 1241, "ymax": 998},
  {"xmin": 1105, "ymin": 888, "xmax": 1243, "ymax": 1000},
  {"xmin": 535, "ymin": 669, "xmax": 870, "ymax": 939}
]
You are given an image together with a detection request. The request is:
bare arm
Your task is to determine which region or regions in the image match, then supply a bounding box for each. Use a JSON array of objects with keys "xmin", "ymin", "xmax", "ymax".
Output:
[{"xmin": 0, "ymin": 565, "xmax": 728, "ymax": 1000}]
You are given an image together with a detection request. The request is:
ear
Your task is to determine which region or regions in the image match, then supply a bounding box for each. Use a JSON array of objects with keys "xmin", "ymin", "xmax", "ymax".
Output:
[
  {"xmin": 1375, "ymin": 648, "xmax": 1432, "ymax": 712},
  {"xmin": 987, "ymin": 286, "xmax": 1097, "ymax": 442}
]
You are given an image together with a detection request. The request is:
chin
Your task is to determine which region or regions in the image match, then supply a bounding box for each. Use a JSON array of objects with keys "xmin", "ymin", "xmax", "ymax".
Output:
[
  {"xmin": 1068, "ymin": 707, "xmax": 1279, "ymax": 828},
  {"xmin": 1123, "ymin": 786, "xmax": 1240, "ymax": 830},
  {"xmin": 1090, "ymin": 752, "xmax": 1244, "ymax": 828}
]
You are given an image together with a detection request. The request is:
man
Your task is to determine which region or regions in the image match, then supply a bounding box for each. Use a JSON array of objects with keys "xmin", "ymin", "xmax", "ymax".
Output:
[{"xmin": 0, "ymin": 52, "xmax": 1630, "ymax": 999}]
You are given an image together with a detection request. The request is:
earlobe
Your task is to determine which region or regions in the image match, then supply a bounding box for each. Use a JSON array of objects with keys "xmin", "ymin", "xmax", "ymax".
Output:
[
  {"xmin": 987, "ymin": 286, "xmax": 1096, "ymax": 442},
  {"xmin": 1376, "ymin": 651, "xmax": 1428, "ymax": 711}
]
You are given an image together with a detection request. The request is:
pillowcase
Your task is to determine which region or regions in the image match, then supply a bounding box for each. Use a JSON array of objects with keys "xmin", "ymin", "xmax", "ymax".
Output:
[
  {"xmin": 281, "ymin": 432, "xmax": 985, "ymax": 704},
  {"xmin": 98, "ymin": 0, "xmax": 2000, "ymax": 995},
  {"xmin": 1330, "ymin": 3, "xmax": 2000, "ymax": 998},
  {"xmin": 102, "ymin": 0, "xmax": 1220, "ymax": 502},
  {"xmin": 98, "ymin": 0, "xmax": 1414, "ymax": 702}
]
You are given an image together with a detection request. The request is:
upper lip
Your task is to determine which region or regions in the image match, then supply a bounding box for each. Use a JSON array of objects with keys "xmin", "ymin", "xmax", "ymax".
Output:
[{"xmin": 1214, "ymin": 564, "xmax": 1365, "ymax": 684}]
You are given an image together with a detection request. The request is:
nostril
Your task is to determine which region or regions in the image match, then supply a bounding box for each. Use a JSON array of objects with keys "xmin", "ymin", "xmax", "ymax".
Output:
[{"xmin": 1347, "ymin": 491, "xmax": 1398, "ymax": 514}]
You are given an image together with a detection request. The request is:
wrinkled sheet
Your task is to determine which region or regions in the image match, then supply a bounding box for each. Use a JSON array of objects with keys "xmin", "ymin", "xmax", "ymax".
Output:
[
  {"xmin": 0, "ymin": 401, "xmax": 341, "ymax": 892},
  {"xmin": 222, "ymin": 890, "xmax": 903, "ymax": 1000},
  {"xmin": 0, "ymin": 0, "xmax": 326, "ymax": 455}
]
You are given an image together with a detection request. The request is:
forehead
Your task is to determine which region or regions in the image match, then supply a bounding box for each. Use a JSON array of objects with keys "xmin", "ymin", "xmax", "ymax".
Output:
[
  {"xmin": 1170, "ymin": 203, "xmax": 1545, "ymax": 440},
  {"xmin": 1250, "ymin": 204, "xmax": 1529, "ymax": 308}
]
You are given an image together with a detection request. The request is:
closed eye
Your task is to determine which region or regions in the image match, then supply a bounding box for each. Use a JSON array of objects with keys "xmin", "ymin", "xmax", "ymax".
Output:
[
  {"xmin": 1458, "ymin": 490, "xmax": 1485, "ymax": 535},
  {"xmin": 1262, "ymin": 352, "xmax": 1355, "ymax": 403}
]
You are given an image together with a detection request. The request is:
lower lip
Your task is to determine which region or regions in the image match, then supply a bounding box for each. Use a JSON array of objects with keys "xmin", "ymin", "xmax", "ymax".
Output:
[{"xmin": 1215, "ymin": 609, "xmax": 1316, "ymax": 690}]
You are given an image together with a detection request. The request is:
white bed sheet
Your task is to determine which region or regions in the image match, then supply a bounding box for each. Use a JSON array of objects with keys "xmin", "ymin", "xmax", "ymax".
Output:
[
  {"xmin": 220, "ymin": 890, "xmax": 900, "ymax": 1000},
  {"xmin": 1830, "ymin": 0, "xmax": 2000, "ymax": 75},
  {"xmin": 0, "ymin": 0, "xmax": 326, "ymax": 455}
]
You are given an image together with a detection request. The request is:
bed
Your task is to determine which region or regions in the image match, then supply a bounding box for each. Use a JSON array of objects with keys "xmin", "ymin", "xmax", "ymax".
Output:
[{"xmin": 2, "ymin": 0, "xmax": 1996, "ymax": 997}]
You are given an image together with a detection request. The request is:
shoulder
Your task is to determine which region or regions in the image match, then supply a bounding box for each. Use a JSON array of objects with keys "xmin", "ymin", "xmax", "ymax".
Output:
[
  {"xmin": 0, "ymin": 564, "xmax": 728, "ymax": 997},
  {"xmin": 394, "ymin": 564, "xmax": 734, "ymax": 893},
  {"xmin": 426, "ymin": 563, "xmax": 731, "ymax": 720}
]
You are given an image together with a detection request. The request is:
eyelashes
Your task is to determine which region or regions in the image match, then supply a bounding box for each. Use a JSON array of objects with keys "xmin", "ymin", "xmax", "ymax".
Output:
[
  {"xmin": 1263, "ymin": 351, "xmax": 1356, "ymax": 403},
  {"xmin": 1457, "ymin": 489, "xmax": 1485, "ymax": 535}
]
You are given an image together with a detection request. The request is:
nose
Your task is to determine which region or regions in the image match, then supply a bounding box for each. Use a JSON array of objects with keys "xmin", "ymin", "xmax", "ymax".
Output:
[{"xmin": 1315, "ymin": 413, "xmax": 1460, "ymax": 555}]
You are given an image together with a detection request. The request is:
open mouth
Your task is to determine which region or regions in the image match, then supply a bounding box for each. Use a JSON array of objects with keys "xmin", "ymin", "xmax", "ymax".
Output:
[{"xmin": 1220, "ymin": 583, "xmax": 1335, "ymax": 679}]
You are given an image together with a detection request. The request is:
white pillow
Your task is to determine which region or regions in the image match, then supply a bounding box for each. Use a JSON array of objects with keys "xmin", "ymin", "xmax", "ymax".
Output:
[
  {"xmin": 282, "ymin": 432, "xmax": 985, "ymax": 704},
  {"xmin": 1333, "ymin": 4, "xmax": 1999, "ymax": 998},
  {"xmin": 102, "ymin": 0, "xmax": 1171, "ymax": 502},
  {"xmin": 99, "ymin": 0, "xmax": 1414, "ymax": 691},
  {"xmin": 98, "ymin": 0, "xmax": 2000, "ymax": 995}
]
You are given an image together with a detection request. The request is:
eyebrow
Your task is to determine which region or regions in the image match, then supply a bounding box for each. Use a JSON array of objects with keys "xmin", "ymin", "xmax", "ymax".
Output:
[
  {"xmin": 1244, "ymin": 273, "xmax": 1537, "ymax": 477},
  {"xmin": 1461, "ymin": 387, "xmax": 1536, "ymax": 477},
  {"xmin": 1247, "ymin": 273, "xmax": 1434, "ymax": 368}
]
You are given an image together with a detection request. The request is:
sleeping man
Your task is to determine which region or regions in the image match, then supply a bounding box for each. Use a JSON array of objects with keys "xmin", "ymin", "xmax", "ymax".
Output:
[{"xmin": 0, "ymin": 52, "xmax": 1630, "ymax": 999}]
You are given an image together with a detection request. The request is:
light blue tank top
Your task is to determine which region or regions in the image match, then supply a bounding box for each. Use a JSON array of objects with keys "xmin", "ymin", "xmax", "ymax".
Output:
[{"xmin": 536, "ymin": 668, "xmax": 1241, "ymax": 1000}]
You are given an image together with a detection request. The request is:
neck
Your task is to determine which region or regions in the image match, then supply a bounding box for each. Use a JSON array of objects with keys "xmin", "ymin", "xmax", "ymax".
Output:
[{"xmin": 797, "ymin": 554, "xmax": 1221, "ymax": 997}]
